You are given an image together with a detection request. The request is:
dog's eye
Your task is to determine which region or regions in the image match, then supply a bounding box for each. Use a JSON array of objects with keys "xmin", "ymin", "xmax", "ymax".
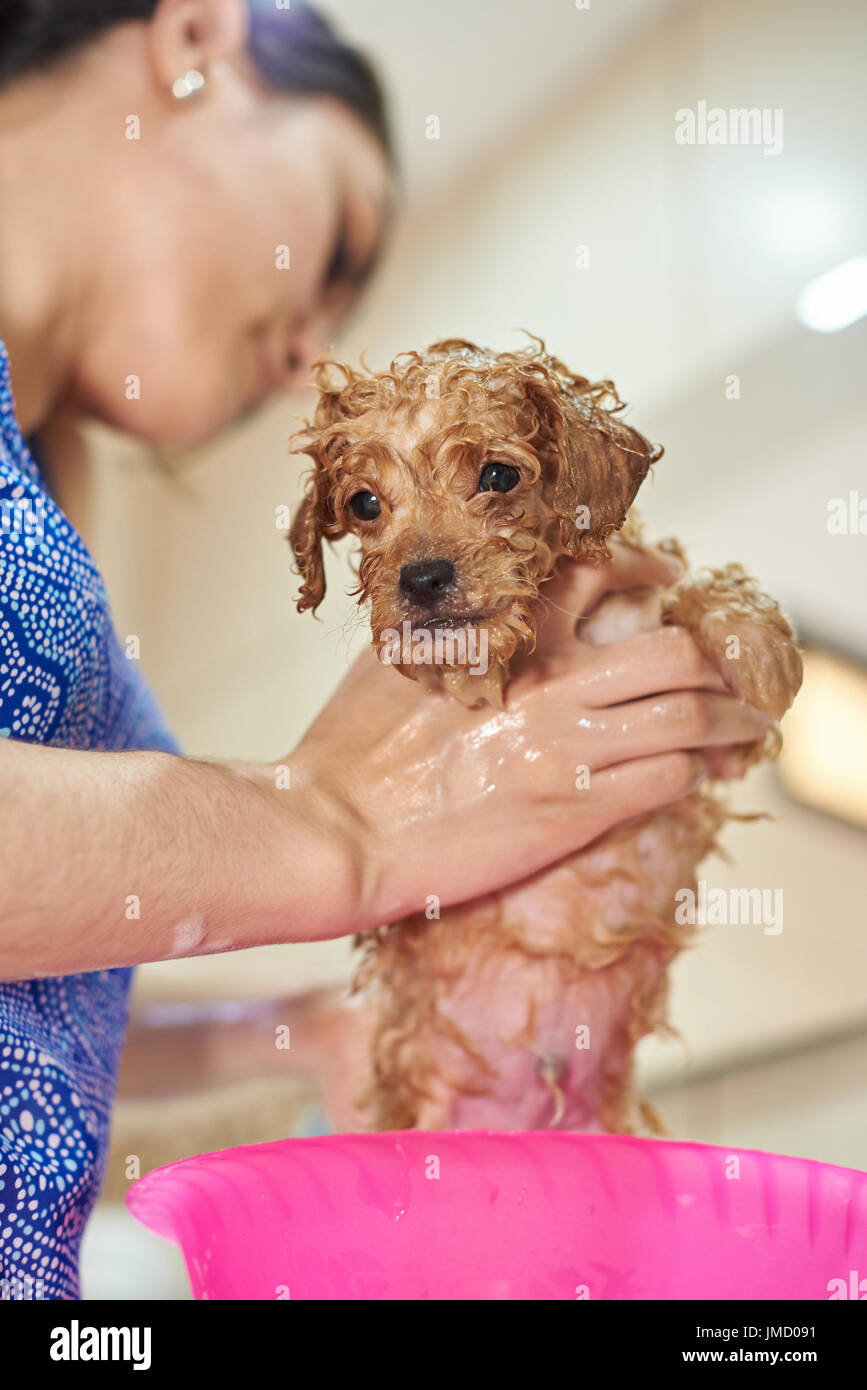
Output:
[
  {"xmin": 478, "ymin": 462, "xmax": 520, "ymax": 494},
  {"xmin": 349, "ymin": 490, "xmax": 382, "ymax": 521}
]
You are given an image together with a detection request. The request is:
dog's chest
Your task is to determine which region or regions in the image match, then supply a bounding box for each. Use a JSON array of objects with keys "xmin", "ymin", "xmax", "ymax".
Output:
[{"xmin": 405, "ymin": 585, "xmax": 712, "ymax": 1130}]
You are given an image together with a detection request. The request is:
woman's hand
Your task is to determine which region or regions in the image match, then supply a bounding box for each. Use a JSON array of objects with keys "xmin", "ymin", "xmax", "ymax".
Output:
[{"xmin": 290, "ymin": 543, "xmax": 771, "ymax": 932}]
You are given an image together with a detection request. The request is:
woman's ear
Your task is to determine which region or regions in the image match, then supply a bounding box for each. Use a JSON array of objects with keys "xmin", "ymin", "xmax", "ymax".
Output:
[
  {"xmin": 551, "ymin": 406, "xmax": 660, "ymax": 563},
  {"xmin": 148, "ymin": 0, "xmax": 249, "ymax": 91}
]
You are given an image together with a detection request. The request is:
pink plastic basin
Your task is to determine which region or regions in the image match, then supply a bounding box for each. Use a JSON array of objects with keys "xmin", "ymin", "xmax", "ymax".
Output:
[{"xmin": 126, "ymin": 1131, "xmax": 867, "ymax": 1300}]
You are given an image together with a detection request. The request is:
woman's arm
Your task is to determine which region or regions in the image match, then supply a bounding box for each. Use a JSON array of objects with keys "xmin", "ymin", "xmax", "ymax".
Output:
[
  {"xmin": 0, "ymin": 546, "xmax": 770, "ymax": 982},
  {"xmin": 0, "ymin": 740, "xmax": 365, "ymax": 980}
]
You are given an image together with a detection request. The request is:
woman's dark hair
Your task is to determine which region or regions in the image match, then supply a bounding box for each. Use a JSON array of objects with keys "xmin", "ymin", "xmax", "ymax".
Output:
[{"xmin": 0, "ymin": 0, "xmax": 392, "ymax": 159}]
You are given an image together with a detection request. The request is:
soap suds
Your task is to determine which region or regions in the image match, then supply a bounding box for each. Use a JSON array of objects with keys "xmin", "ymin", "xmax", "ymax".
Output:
[{"xmin": 171, "ymin": 915, "xmax": 206, "ymax": 956}]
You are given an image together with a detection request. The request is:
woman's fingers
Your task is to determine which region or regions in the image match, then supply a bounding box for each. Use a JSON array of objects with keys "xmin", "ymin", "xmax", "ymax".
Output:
[
  {"xmin": 592, "ymin": 689, "xmax": 771, "ymax": 768},
  {"xmin": 575, "ymin": 626, "xmax": 728, "ymax": 706},
  {"xmin": 583, "ymin": 537, "xmax": 686, "ymax": 595},
  {"xmin": 585, "ymin": 751, "xmax": 709, "ymax": 834},
  {"xmin": 533, "ymin": 543, "xmax": 685, "ymax": 656}
]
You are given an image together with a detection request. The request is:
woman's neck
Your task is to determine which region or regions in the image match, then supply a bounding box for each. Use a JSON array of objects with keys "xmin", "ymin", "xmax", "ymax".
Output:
[{"xmin": 0, "ymin": 65, "xmax": 106, "ymax": 435}]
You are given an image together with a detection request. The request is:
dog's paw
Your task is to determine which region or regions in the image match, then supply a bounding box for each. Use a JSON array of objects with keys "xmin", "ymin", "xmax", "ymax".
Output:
[
  {"xmin": 697, "ymin": 609, "xmax": 803, "ymax": 720},
  {"xmin": 663, "ymin": 567, "xmax": 803, "ymax": 721}
]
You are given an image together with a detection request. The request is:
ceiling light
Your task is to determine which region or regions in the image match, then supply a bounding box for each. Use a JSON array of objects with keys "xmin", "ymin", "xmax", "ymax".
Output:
[{"xmin": 795, "ymin": 255, "xmax": 867, "ymax": 333}]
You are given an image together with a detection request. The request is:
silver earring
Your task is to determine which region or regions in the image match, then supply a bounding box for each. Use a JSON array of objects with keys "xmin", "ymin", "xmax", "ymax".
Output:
[{"xmin": 171, "ymin": 69, "xmax": 206, "ymax": 100}]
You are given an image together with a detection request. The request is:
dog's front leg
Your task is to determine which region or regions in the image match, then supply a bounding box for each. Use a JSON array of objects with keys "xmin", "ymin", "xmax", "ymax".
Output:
[{"xmin": 661, "ymin": 564, "xmax": 803, "ymax": 769}]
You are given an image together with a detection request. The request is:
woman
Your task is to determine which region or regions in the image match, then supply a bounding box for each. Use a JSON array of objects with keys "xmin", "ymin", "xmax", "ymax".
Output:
[{"xmin": 0, "ymin": 0, "xmax": 770, "ymax": 1299}]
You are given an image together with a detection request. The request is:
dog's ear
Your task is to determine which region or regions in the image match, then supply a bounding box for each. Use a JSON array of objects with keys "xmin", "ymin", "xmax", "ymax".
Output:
[
  {"xmin": 290, "ymin": 467, "xmax": 331, "ymax": 613},
  {"xmin": 289, "ymin": 369, "xmax": 356, "ymax": 614},
  {"xmin": 552, "ymin": 405, "xmax": 659, "ymax": 562},
  {"xmin": 524, "ymin": 366, "xmax": 660, "ymax": 563}
]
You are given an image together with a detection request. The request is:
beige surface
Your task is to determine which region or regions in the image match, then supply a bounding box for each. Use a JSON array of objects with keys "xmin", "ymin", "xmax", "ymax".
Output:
[
  {"xmin": 102, "ymin": 1075, "xmax": 320, "ymax": 1203},
  {"xmin": 653, "ymin": 1031, "xmax": 867, "ymax": 1172}
]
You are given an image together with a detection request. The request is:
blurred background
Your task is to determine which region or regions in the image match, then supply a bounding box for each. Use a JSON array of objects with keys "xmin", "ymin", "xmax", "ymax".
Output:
[{"xmin": 68, "ymin": 0, "xmax": 866, "ymax": 1295}]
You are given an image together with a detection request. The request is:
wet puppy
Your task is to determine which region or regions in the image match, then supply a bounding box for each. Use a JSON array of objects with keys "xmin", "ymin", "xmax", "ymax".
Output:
[{"xmin": 291, "ymin": 337, "xmax": 802, "ymax": 1132}]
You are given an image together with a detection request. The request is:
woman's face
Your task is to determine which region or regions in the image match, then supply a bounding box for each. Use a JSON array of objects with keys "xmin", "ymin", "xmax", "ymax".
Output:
[{"xmin": 73, "ymin": 70, "xmax": 391, "ymax": 450}]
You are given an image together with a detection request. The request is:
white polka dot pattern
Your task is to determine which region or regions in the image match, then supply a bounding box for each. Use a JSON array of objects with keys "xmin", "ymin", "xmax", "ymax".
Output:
[{"xmin": 0, "ymin": 337, "xmax": 179, "ymax": 1300}]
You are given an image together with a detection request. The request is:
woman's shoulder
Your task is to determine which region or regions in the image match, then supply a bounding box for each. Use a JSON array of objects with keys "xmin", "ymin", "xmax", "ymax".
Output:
[
  {"xmin": 0, "ymin": 334, "xmax": 179, "ymax": 753},
  {"xmin": 0, "ymin": 335, "xmax": 108, "ymax": 617}
]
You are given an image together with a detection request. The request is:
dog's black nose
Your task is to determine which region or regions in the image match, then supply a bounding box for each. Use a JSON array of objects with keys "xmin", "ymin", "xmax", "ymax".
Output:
[{"xmin": 398, "ymin": 558, "xmax": 456, "ymax": 608}]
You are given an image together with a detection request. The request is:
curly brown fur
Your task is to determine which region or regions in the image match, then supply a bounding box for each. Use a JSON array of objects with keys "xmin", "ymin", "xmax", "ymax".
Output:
[
  {"xmin": 291, "ymin": 336, "xmax": 803, "ymax": 1134},
  {"xmin": 290, "ymin": 337, "xmax": 660, "ymax": 705}
]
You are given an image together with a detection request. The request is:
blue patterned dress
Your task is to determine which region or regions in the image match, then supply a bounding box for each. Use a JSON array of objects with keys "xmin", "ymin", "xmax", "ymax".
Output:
[{"xmin": 0, "ymin": 337, "xmax": 179, "ymax": 1300}]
